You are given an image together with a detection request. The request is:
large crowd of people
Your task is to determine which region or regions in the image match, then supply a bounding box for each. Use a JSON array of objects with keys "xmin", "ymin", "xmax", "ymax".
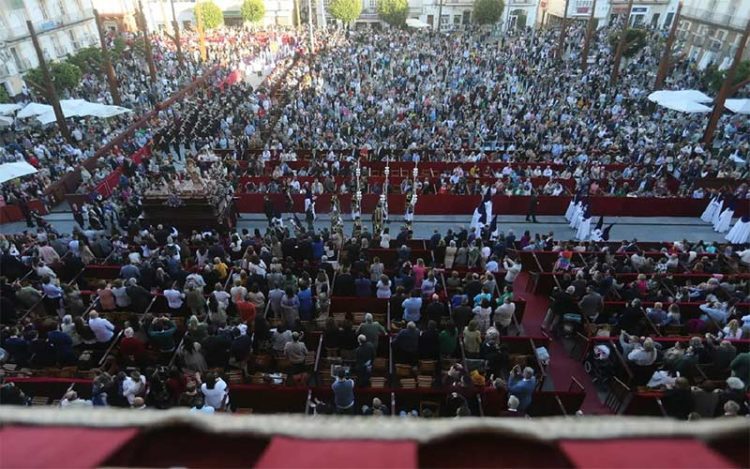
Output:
[{"xmin": 1, "ymin": 17, "xmax": 749, "ymax": 421}]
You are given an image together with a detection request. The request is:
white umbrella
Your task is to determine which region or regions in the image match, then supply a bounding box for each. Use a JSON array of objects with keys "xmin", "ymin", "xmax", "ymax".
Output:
[
  {"xmin": 725, "ymin": 99, "xmax": 750, "ymax": 115},
  {"xmin": 16, "ymin": 102, "xmax": 53, "ymax": 119},
  {"xmin": 0, "ymin": 115, "xmax": 13, "ymax": 127},
  {"xmin": 79, "ymin": 103, "xmax": 133, "ymax": 119},
  {"xmin": 656, "ymin": 98, "xmax": 712, "ymax": 113},
  {"xmin": 647, "ymin": 90, "xmax": 714, "ymax": 104},
  {"xmin": 0, "ymin": 103, "xmax": 22, "ymax": 115},
  {"xmin": 0, "ymin": 161, "xmax": 38, "ymax": 184}
]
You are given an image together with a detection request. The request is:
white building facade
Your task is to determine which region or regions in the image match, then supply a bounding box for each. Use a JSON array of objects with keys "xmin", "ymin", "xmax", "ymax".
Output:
[
  {"xmin": 676, "ymin": 0, "xmax": 750, "ymax": 70},
  {"xmin": 0, "ymin": 0, "xmax": 98, "ymax": 97},
  {"xmin": 540, "ymin": 0, "xmax": 680, "ymax": 30}
]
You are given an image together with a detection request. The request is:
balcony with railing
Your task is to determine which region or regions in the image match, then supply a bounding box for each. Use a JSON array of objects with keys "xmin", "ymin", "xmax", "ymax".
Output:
[
  {"xmin": 0, "ymin": 9, "xmax": 94, "ymax": 42},
  {"xmin": 681, "ymin": 6, "xmax": 748, "ymax": 31},
  {"xmin": 611, "ymin": 0, "xmax": 671, "ymax": 3}
]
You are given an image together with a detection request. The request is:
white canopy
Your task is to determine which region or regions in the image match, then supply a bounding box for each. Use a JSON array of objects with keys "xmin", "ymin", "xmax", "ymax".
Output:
[
  {"xmin": 725, "ymin": 99, "xmax": 750, "ymax": 115},
  {"xmin": 0, "ymin": 161, "xmax": 38, "ymax": 184},
  {"xmin": 406, "ymin": 18, "xmax": 431, "ymax": 29},
  {"xmin": 16, "ymin": 102, "xmax": 53, "ymax": 119},
  {"xmin": 656, "ymin": 98, "xmax": 712, "ymax": 113},
  {"xmin": 647, "ymin": 89, "xmax": 714, "ymax": 104},
  {"xmin": 0, "ymin": 103, "xmax": 23, "ymax": 115},
  {"xmin": 17, "ymin": 99, "xmax": 132, "ymax": 125},
  {"xmin": 0, "ymin": 115, "xmax": 13, "ymax": 127}
]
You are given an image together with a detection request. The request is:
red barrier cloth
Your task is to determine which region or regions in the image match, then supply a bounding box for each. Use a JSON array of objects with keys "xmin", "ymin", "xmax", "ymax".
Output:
[
  {"xmin": 559, "ymin": 439, "xmax": 736, "ymax": 469},
  {"xmin": 0, "ymin": 199, "xmax": 46, "ymax": 224},
  {"xmin": 255, "ymin": 437, "xmax": 418, "ymax": 469},
  {"xmin": 0, "ymin": 426, "xmax": 138, "ymax": 468}
]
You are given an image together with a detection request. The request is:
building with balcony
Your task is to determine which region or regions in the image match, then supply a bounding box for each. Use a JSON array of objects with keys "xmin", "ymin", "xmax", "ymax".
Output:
[
  {"xmin": 676, "ymin": 0, "xmax": 750, "ymax": 70},
  {"xmin": 500, "ymin": 0, "xmax": 540, "ymax": 31},
  {"xmin": 0, "ymin": 0, "xmax": 98, "ymax": 97},
  {"xmin": 540, "ymin": 0, "xmax": 680, "ymax": 30}
]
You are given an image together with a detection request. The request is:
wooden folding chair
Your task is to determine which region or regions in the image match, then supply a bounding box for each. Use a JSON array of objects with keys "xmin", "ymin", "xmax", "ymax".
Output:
[
  {"xmin": 370, "ymin": 377, "xmax": 386, "ymax": 388},
  {"xmin": 400, "ymin": 378, "xmax": 417, "ymax": 389},
  {"xmin": 395, "ymin": 363, "xmax": 414, "ymax": 378},
  {"xmin": 418, "ymin": 360, "xmax": 437, "ymax": 374}
]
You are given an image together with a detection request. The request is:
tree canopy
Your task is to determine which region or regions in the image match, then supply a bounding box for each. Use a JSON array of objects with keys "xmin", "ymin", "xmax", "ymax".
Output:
[
  {"xmin": 704, "ymin": 60, "xmax": 750, "ymax": 93},
  {"xmin": 609, "ymin": 28, "xmax": 648, "ymax": 58},
  {"xmin": 0, "ymin": 86, "xmax": 9, "ymax": 103},
  {"xmin": 25, "ymin": 61, "xmax": 82, "ymax": 96},
  {"xmin": 195, "ymin": 1, "xmax": 224, "ymax": 30},
  {"xmin": 377, "ymin": 0, "xmax": 408, "ymax": 27},
  {"xmin": 67, "ymin": 47, "xmax": 102, "ymax": 75},
  {"xmin": 328, "ymin": 0, "xmax": 363, "ymax": 24},
  {"xmin": 241, "ymin": 0, "xmax": 266, "ymax": 23},
  {"xmin": 473, "ymin": 0, "xmax": 504, "ymax": 25}
]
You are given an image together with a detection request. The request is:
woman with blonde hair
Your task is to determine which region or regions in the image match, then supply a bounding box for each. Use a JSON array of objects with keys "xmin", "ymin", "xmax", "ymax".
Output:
[{"xmin": 722, "ymin": 319, "xmax": 743, "ymax": 340}]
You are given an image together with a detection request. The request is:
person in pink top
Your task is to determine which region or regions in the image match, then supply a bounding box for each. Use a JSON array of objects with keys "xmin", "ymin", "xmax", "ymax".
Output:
[
  {"xmin": 96, "ymin": 281, "xmax": 116, "ymax": 311},
  {"xmin": 413, "ymin": 258, "xmax": 427, "ymax": 288}
]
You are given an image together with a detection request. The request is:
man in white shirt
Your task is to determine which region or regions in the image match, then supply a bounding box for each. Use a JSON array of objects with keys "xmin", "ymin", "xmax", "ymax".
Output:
[
  {"xmin": 198, "ymin": 372, "xmax": 229, "ymax": 410},
  {"xmin": 88, "ymin": 311, "xmax": 115, "ymax": 343},
  {"xmin": 122, "ymin": 371, "xmax": 147, "ymax": 406},
  {"xmin": 60, "ymin": 391, "xmax": 92, "ymax": 408},
  {"xmin": 164, "ymin": 286, "xmax": 185, "ymax": 312},
  {"xmin": 503, "ymin": 257, "xmax": 522, "ymax": 287}
]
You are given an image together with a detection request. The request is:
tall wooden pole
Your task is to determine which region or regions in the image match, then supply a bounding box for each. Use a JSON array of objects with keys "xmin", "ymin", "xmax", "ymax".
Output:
[
  {"xmin": 703, "ymin": 18, "xmax": 750, "ymax": 144},
  {"xmin": 610, "ymin": 0, "xmax": 634, "ymax": 87},
  {"xmin": 307, "ymin": 0, "xmax": 314, "ymax": 54},
  {"xmin": 137, "ymin": 0, "xmax": 157, "ymax": 84},
  {"xmin": 26, "ymin": 20, "xmax": 70, "ymax": 142},
  {"xmin": 169, "ymin": 0, "xmax": 185, "ymax": 71},
  {"xmin": 294, "ymin": 0, "xmax": 301, "ymax": 28},
  {"xmin": 556, "ymin": 0, "xmax": 571, "ymax": 59},
  {"xmin": 580, "ymin": 0, "xmax": 597, "ymax": 72},
  {"xmin": 436, "ymin": 0, "xmax": 443, "ymax": 32},
  {"xmin": 195, "ymin": 3, "xmax": 207, "ymax": 62},
  {"xmin": 94, "ymin": 10, "xmax": 121, "ymax": 105},
  {"xmin": 654, "ymin": 1, "xmax": 682, "ymax": 90}
]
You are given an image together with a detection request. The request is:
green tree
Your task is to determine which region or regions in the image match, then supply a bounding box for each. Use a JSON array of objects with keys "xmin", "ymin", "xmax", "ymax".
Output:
[
  {"xmin": 67, "ymin": 47, "xmax": 102, "ymax": 75},
  {"xmin": 0, "ymin": 86, "xmax": 9, "ymax": 103},
  {"xmin": 608, "ymin": 28, "xmax": 648, "ymax": 58},
  {"xmin": 328, "ymin": 0, "xmax": 362, "ymax": 24},
  {"xmin": 111, "ymin": 37, "xmax": 126, "ymax": 61},
  {"xmin": 377, "ymin": 0, "xmax": 408, "ymax": 27},
  {"xmin": 704, "ymin": 60, "xmax": 750, "ymax": 93},
  {"xmin": 24, "ymin": 61, "xmax": 82, "ymax": 95},
  {"xmin": 241, "ymin": 0, "xmax": 266, "ymax": 22},
  {"xmin": 195, "ymin": 1, "xmax": 224, "ymax": 30},
  {"xmin": 472, "ymin": 0, "xmax": 504, "ymax": 25}
]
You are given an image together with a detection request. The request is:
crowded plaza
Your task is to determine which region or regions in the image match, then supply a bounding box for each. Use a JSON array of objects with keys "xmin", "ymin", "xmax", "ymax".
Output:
[{"xmin": 0, "ymin": 0, "xmax": 749, "ymax": 465}]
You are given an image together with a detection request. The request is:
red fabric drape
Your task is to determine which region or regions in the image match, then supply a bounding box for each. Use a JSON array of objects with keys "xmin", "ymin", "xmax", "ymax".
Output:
[
  {"xmin": 559, "ymin": 439, "xmax": 737, "ymax": 468},
  {"xmin": 0, "ymin": 426, "xmax": 138, "ymax": 468},
  {"xmin": 255, "ymin": 437, "xmax": 418, "ymax": 469}
]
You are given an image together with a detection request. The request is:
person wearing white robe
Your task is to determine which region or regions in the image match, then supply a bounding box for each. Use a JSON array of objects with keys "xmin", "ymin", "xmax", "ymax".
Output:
[
  {"xmin": 714, "ymin": 199, "xmax": 735, "ymax": 233},
  {"xmin": 576, "ymin": 206, "xmax": 593, "ymax": 240},
  {"xmin": 711, "ymin": 197, "xmax": 724, "ymax": 227},
  {"xmin": 725, "ymin": 216, "xmax": 750, "ymax": 244},
  {"xmin": 700, "ymin": 194, "xmax": 720, "ymax": 223}
]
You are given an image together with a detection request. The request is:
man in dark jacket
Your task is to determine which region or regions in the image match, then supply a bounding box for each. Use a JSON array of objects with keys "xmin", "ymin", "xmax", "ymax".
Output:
[
  {"xmin": 126, "ymin": 279, "xmax": 152, "ymax": 314},
  {"xmin": 354, "ymin": 334, "xmax": 376, "ymax": 387}
]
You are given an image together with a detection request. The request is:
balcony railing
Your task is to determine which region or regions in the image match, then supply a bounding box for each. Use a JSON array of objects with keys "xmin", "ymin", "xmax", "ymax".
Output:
[
  {"xmin": 0, "ymin": 8, "xmax": 94, "ymax": 42},
  {"xmin": 681, "ymin": 6, "xmax": 748, "ymax": 30}
]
